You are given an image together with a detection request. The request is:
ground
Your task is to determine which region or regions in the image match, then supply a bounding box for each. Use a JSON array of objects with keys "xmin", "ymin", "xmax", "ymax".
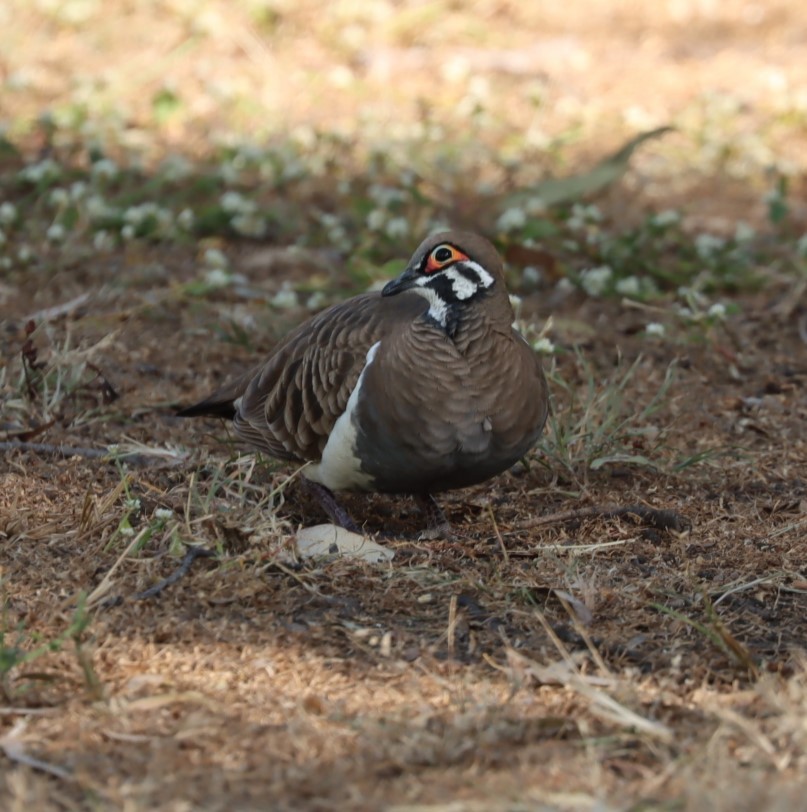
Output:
[{"xmin": 1, "ymin": 2, "xmax": 806, "ymax": 810}]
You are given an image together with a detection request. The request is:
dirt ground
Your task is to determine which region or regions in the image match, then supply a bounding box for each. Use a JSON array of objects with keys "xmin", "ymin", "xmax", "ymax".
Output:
[{"xmin": 1, "ymin": 2, "xmax": 807, "ymax": 811}]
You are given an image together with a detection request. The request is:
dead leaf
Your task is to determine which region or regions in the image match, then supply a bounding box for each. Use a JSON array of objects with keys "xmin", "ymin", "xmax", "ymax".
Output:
[{"xmin": 295, "ymin": 524, "xmax": 394, "ymax": 563}]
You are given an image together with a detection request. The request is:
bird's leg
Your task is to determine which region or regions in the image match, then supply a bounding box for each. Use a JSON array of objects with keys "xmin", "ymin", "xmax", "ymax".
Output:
[
  {"xmin": 413, "ymin": 493, "xmax": 454, "ymax": 540},
  {"xmin": 301, "ymin": 480, "xmax": 362, "ymax": 534}
]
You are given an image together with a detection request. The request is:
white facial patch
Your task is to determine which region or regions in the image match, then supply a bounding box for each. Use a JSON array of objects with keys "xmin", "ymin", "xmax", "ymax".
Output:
[
  {"xmin": 461, "ymin": 260, "xmax": 495, "ymax": 290},
  {"xmin": 443, "ymin": 268, "xmax": 477, "ymax": 300},
  {"xmin": 412, "ymin": 284, "xmax": 449, "ymax": 326},
  {"xmin": 410, "ymin": 258, "xmax": 496, "ymax": 327}
]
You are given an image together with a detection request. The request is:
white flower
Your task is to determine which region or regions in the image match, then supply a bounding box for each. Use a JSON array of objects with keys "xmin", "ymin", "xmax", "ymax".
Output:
[
  {"xmin": 496, "ymin": 207, "xmax": 527, "ymax": 233},
  {"xmin": 119, "ymin": 526, "xmax": 135, "ymax": 537},
  {"xmin": 48, "ymin": 188, "xmax": 69, "ymax": 207},
  {"xmin": 231, "ymin": 212, "xmax": 267, "ymax": 238},
  {"xmin": 91, "ymin": 159, "xmax": 119, "ymax": 181},
  {"xmin": 366, "ymin": 209, "xmax": 386, "ymax": 231},
  {"xmin": 121, "ymin": 224, "xmax": 135, "ymax": 240},
  {"xmin": 615, "ymin": 276, "xmax": 641, "ymax": 297},
  {"xmin": 85, "ymin": 194, "xmax": 114, "ymax": 221},
  {"xmin": 17, "ymin": 244, "xmax": 33, "ymax": 263},
  {"xmin": 694, "ymin": 233, "xmax": 725, "ymax": 259},
  {"xmin": 522, "ymin": 266, "xmax": 541, "ymax": 286},
  {"xmin": 532, "ymin": 337, "xmax": 556, "ymax": 354},
  {"xmin": 271, "ymin": 284, "xmax": 298, "ymax": 309},
  {"xmin": 124, "ymin": 202, "xmax": 158, "ymax": 226},
  {"xmin": 46, "ymin": 223, "xmax": 66, "ymax": 242},
  {"xmin": 306, "ymin": 291, "xmax": 327, "ymax": 311},
  {"xmin": 0, "ymin": 202, "xmax": 17, "ymax": 225},
  {"xmin": 707, "ymin": 302, "xmax": 727, "ymax": 320},
  {"xmin": 93, "ymin": 230, "xmax": 115, "ymax": 251},
  {"xmin": 177, "ymin": 208, "xmax": 195, "ymax": 229},
  {"xmin": 524, "ymin": 197, "xmax": 547, "ymax": 215},
  {"xmin": 651, "ymin": 209, "xmax": 680, "ymax": 228},
  {"xmin": 70, "ymin": 181, "xmax": 87, "ymax": 200},
  {"xmin": 645, "ymin": 322, "xmax": 665, "ymax": 337},
  {"xmin": 19, "ymin": 158, "xmax": 61, "ymax": 184},
  {"xmin": 125, "ymin": 497, "xmax": 141, "ymax": 510},
  {"xmin": 580, "ymin": 265, "xmax": 613, "ymax": 297},
  {"xmin": 384, "ymin": 216, "xmax": 409, "ymax": 240},
  {"xmin": 220, "ymin": 191, "xmax": 253, "ymax": 214},
  {"xmin": 203, "ymin": 248, "xmax": 228, "ymax": 269},
  {"xmin": 203, "ymin": 268, "xmax": 232, "ymax": 288},
  {"xmin": 159, "ymin": 154, "xmax": 191, "ymax": 181},
  {"xmin": 154, "ymin": 508, "xmax": 174, "ymax": 520},
  {"xmin": 734, "ymin": 222, "xmax": 755, "ymax": 242}
]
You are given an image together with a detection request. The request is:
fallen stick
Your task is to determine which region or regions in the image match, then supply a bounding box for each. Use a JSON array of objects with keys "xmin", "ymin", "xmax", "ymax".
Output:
[
  {"xmin": 0, "ymin": 440, "xmax": 182, "ymax": 467},
  {"xmin": 510, "ymin": 503, "xmax": 690, "ymax": 534},
  {"xmin": 134, "ymin": 546, "xmax": 217, "ymax": 601}
]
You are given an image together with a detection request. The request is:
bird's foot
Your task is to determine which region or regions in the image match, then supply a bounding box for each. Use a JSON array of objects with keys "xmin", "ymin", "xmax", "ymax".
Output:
[
  {"xmin": 413, "ymin": 493, "xmax": 456, "ymax": 541},
  {"xmin": 302, "ymin": 480, "xmax": 362, "ymax": 534}
]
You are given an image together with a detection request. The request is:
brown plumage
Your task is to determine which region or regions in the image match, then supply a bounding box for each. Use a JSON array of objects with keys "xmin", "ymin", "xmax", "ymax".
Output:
[{"xmin": 178, "ymin": 231, "xmax": 549, "ymax": 532}]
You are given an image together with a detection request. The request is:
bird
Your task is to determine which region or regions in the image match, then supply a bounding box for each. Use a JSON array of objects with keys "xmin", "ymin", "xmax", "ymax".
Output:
[{"xmin": 177, "ymin": 230, "xmax": 549, "ymax": 536}]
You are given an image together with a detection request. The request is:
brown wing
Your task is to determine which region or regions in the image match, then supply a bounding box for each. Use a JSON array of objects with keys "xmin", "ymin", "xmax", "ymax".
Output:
[{"xmin": 180, "ymin": 292, "xmax": 427, "ymax": 462}]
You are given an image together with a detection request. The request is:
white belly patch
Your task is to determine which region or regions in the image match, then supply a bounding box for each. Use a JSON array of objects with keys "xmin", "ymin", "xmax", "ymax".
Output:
[{"xmin": 305, "ymin": 341, "xmax": 380, "ymax": 491}]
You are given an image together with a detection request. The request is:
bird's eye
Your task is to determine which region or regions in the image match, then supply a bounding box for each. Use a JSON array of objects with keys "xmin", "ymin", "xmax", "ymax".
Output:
[{"xmin": 423, "ymin": 243, "xmax": 469, "ymax": 274}]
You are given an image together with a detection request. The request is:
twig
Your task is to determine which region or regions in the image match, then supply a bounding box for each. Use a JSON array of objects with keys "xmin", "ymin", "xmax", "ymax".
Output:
[
  {"xmin": 0, "ymin": 440, "xmax": 180, "ymax": 467},
  {"xmin": 134, "ymin": 546, "xmax": 217, "ymax": 601},
  {"xmin": 509, "ymin": 503, "xmax": 690, "ymax": 534},
  {"xmin": 0, "ymin": 722, "xmax": 72, "ymax": 781}
]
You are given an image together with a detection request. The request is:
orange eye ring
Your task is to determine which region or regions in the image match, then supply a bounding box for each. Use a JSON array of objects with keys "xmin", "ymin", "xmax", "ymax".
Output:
[{"xmin": 424, "ymin": 244, "xmax": 469, "ymax": 274}]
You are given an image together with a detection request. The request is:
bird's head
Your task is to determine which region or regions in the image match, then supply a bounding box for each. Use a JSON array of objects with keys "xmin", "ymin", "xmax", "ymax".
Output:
[{"xmin": 382, "ymin": 231, "xmax": 507, "ymax": 333}]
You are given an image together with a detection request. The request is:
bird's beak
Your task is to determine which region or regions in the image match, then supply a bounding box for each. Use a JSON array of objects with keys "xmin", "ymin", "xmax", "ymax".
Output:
[{"xmin": 381, "ymin": 265, "xmax": 419, "ymax": 297}]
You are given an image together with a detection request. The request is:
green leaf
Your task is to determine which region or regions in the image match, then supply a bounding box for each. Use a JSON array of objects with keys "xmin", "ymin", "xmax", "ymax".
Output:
[
  {"xmin": 152, "ymin": 87, "xmax": 183, "ymax": 125},
  {"xmin": 501, "ymin": 126, "xmax": 674, "ymax": 210}
]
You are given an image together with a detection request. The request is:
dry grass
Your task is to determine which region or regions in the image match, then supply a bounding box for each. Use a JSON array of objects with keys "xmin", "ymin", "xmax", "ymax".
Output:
[{"xmin": 2, "ymin": 2, "xmax": 807, "ymax": 810}]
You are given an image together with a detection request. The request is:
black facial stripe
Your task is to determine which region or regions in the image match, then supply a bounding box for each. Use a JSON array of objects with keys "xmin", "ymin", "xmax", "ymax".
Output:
[{"xmin": 425, "ymin": 273, "xmax": 459, "ymax": 303}]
